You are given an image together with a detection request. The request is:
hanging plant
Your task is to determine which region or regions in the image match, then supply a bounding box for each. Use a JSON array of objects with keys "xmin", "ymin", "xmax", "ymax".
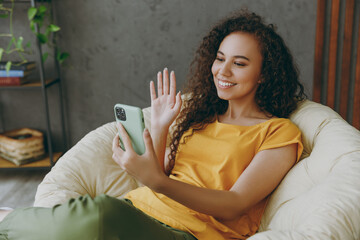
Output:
[{"xmin": 0, "ymin": 0, "xmax": 69, "ymax": 72}]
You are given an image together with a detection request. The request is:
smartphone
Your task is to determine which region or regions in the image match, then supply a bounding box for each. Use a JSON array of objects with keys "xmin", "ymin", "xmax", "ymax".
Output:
[{"xmin": 114, "ymin": 104, "xmax": 146, "ymax": 155}]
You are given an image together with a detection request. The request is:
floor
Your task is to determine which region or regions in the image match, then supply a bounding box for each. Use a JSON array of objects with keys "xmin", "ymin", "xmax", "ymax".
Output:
[{"xmin": 0, "ymin": 170, "xmax": 48, "ymax": 208}]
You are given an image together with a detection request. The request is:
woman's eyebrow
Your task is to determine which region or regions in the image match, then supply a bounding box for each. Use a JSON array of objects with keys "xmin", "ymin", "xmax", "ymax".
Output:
[{"xmin": 217, "ymin": 51, "xmax": 250, "ymax": 61}]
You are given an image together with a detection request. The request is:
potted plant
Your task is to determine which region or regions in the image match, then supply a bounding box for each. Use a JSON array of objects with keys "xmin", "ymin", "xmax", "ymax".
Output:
[{"xmin": 0, "ymin": 0, "xmax": 68, "ymax": 71}]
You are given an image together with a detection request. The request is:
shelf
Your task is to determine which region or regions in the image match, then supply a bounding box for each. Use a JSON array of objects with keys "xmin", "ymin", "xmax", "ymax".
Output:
[
  {"xmin": 2, "ymin": 1, "xmax": 48, "ymax": 3},
  {"xmin": 0, "ymin": 78, "xmax": 59, "ymax": 90},
  {"xmin": 0, "ymin": 0, "xmax": 67, "ymax": 171},
  {"xmin": 0, "ymin": 152, "xmax": 62, "ymax": 169}
]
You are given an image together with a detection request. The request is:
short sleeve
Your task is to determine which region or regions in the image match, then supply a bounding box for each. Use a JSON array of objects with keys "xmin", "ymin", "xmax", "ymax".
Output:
[{"xmin": 258, "ymin": 119, "xmax": 303, "ymax": 162}]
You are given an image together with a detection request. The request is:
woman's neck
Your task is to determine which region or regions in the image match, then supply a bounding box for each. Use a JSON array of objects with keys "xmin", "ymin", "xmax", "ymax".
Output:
[{"xmin": 219, "ymin": 99, "xmax": 271, "ymax": 125}]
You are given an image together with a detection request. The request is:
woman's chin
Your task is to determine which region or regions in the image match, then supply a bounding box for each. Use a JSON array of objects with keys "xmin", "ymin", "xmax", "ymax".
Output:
[{"xmin": 216, "ymin": 91, "xmax": 231, "ymax": 101}]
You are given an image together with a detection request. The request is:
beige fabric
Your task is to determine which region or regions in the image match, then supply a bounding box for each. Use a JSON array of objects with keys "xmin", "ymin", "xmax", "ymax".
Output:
[
  {"xmin": 34, "ymin": 107, "xmax": 150, "ymax": 207},
  {"xmin": 251, "ymin": 100, "xmax": 360, "ymax": 239},
  {"xmin": 34, "ymin": 100, "xmax": 360, "ymax": 239}
]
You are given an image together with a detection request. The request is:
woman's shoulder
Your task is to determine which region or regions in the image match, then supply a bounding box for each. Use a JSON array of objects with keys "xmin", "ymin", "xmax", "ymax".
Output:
[
  {"xmin": 264, "ymin": 117, "xmax": 293, "ymax": 125},
  {"xmin": 261, "ymin": 117, "xmax": 301, "ymax": 136},
  {"xmin": 264, "ymin": 117, "xmax": 297, "ymax": 126}
]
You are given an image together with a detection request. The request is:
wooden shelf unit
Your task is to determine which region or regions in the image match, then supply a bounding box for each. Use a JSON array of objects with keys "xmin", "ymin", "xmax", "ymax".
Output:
[
  {"xmin": 0, "ymin": 0, "xmax": 68, "ymax": 170},
  {"xmin": 0, "ymin": 152, "xmax": 62, "ymax": 169},
  {"xmin": 0, "ymin": 78, "xmax": 59, "ymax": 90}
]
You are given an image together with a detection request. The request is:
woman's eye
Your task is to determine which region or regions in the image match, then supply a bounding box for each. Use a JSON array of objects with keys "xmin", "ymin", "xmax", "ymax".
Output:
[
  {"xmin": 234, "ymin": 62, "xmax": 246, "ymax": 66},
  {"xmin": 215, "ymin": 57, "xmax": 224, "ymax": 62}
]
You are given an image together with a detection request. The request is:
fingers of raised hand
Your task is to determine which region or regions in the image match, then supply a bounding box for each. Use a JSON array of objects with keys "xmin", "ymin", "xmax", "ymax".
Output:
[
  {"xmin": 150, "ymin": 81, "xmax": 156, "ymax": 102},
  {"xmin": 174, "ymin": 91, "xmax": 182, "ymax": 110},
  {"xmin": 155, "ymin": 68, "xmax": 176, "ymax": 97},
  {"xmin": 151, "ymin": 68, "xmax": 179, "ymax": 111},
  {"xmin": 169, "ymin": 71, "xmax": 176, "ymax": 98},
  {"xmin": 163, "ymin": 68, "xmax": 170, "ymax": 95},
  {"xmin": 157, "ymin": 71, "xmax": 163, "ymax": 96}
]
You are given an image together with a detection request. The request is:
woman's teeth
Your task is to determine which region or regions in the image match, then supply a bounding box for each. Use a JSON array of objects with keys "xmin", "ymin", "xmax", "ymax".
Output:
[{"xmin": 219, "ymin": 80, "xmax": 236, "ymax": 87}]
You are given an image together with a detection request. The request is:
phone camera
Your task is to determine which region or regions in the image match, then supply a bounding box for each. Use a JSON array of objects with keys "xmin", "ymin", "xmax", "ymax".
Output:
[{"xmin": 115, "ymin": 107, "xmax": 126, "ymax": 121}]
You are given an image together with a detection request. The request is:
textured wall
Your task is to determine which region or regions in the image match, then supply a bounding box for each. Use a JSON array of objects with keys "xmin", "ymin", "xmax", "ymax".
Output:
[{"xmin": 0, "ymin": 0, "xmax": 316, "ymax": 151}]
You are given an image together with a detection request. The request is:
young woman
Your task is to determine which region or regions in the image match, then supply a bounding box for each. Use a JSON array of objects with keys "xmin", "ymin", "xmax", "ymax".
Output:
[{"xmin": 0, "ymin": 10, "xmax": 305, "ymax": 240}]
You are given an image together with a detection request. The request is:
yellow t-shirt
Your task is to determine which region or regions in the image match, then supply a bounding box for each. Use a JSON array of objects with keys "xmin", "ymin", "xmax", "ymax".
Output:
[{"xmin": 125, "ymin": 118, "xmax": 303, "ymax": 239}]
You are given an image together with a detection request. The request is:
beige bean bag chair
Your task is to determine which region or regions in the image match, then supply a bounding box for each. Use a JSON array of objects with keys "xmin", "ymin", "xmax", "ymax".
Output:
[{"xmin": 34, "ymin": 100, "xmax": 360, "ymax": 239}]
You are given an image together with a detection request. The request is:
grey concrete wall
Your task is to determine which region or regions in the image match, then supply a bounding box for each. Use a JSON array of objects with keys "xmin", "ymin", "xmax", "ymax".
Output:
[{"xmin": 0, "ymin": 0, "xmax": 316, "ymax": 151}]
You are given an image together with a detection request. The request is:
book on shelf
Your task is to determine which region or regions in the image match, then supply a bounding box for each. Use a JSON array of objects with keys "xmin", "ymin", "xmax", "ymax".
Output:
[
  {"xmin": 0, "ymin": 69, "xmax": 33, "ymax": 77},
  {"xmin": 0, "ymin": 77, "xmax": 30, "ymax": 86},
  {"xmin": 0, "ymin": 128, "xmax": 45, "ymax": 166},
  {"xmin": 0, "ymin": 61, "xmax": 36, "ymax": 71},
  {"xmin": 0, "ymin": 153, "xmax": 45, "ymax": 166}
]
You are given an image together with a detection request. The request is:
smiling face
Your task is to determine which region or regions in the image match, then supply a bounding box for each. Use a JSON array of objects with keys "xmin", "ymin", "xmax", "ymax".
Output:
[{"xmin": 211, "ymin": 32, "xmax": 263, "ymax": 104}]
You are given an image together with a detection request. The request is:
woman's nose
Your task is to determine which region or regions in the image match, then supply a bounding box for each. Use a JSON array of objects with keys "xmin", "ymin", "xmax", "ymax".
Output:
[{"xmin": 218, "ymin": 62, "xmax": 231, "ymax": 76}]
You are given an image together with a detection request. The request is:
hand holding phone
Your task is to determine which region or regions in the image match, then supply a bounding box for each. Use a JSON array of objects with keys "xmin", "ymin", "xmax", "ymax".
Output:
[
  {"xmin": 112, "ymin": 111, "xmax": 166, "ymax": 189},
  {"xmin": 114, "ymin": 104, "xmax": 145, "ymax": 155}
]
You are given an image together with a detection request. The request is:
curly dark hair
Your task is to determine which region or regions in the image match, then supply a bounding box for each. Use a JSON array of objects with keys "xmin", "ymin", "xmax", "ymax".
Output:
[{"xmin": 166, "ymin": 9, "xmax": 306, "ymax": 174}]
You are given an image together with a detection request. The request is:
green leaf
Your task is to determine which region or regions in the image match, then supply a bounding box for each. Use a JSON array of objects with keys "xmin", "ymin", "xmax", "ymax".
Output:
[
  {"xmin": 38, "ymin": 5, "xmax": 47, "ymax": 15},
  {"xmin": 6, "ymin": 37, "xmax": 15, "ymax": 52},
  {"xmin": 5, "ymin": 61, "xmax": 11, "ymax": 73},
  {"xmin": 48, "ymin": 24, "xmax": 60, "ymax": 32},
  {"xmin": 29, "ymin": 21, "xmax": 36, "ymax": 33},
  {"xmin": 0, "ymin": 48, "xmax": 3, "ymax": 61},
  {"xmin": 33, "ymin": 14, "xmax": 44, "ymax": 22},
  {"xmin": 35, "ymin": 19, "xmax": 44, "ymax": 29},
  {"xmin": 37, "ymin": 33, "xmax": 47, "ymax": 44},
  {"xmin": 57, "ymin": 52, "xmax": 69, "ymax": 64},
  {"xmin": 25, "ymin": 41, "xmax": 31, "ymax": 49},
  {"xmin": 32, "ymin": 6, "xmax": 46, "ymax": 28},
  {"xmin": 33, "ymin": 15, "xmax": 44, "ymax": 28},
  {"xmin": 0, "ymin": 13, "xmax": 9, "ymax": 18},
  {"xmin": 45, "ymin": 27, "xmax": 50, "ymax": 36},
  {"xmin": 28, "ymin": 7, "xmax": 37, "ymax": 20},
  {"xmin": 16, "ymin": 36, "xmax": 24, "ymax": 50},
  {"xmin": 42, "ymin": 52, "xmax": 49, "ymax": 62}
]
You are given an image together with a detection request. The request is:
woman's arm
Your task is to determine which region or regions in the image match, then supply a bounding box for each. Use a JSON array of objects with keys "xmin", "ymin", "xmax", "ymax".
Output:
[
  {"xmin": 155, "ymin": 144, "xmax": 297, "ymax": 221},
  {"xmin": 112, "ymin": 124, "xmax": 297, "ymax": 221}
]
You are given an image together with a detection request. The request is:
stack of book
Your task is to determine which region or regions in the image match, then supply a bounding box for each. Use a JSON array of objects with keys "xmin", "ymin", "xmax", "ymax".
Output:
[
  {"xmin": 0, "ymin": 128, "xmax": 45, "ymax": 166},
  {"xmin": 0, "ymin": 61, "xmax": 36, "ymax": 86}
]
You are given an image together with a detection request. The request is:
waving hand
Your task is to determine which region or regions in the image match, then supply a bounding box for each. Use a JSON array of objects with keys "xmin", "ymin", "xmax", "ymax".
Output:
[{"xmin": 150, "ymin": 68, "xmax": 182, "ymax": 129}]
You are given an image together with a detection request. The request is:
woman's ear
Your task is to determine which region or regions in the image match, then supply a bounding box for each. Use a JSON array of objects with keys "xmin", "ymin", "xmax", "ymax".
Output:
[{"xmin": 257, "ymin": 76, "xmax": 264, "ymax": 84}]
